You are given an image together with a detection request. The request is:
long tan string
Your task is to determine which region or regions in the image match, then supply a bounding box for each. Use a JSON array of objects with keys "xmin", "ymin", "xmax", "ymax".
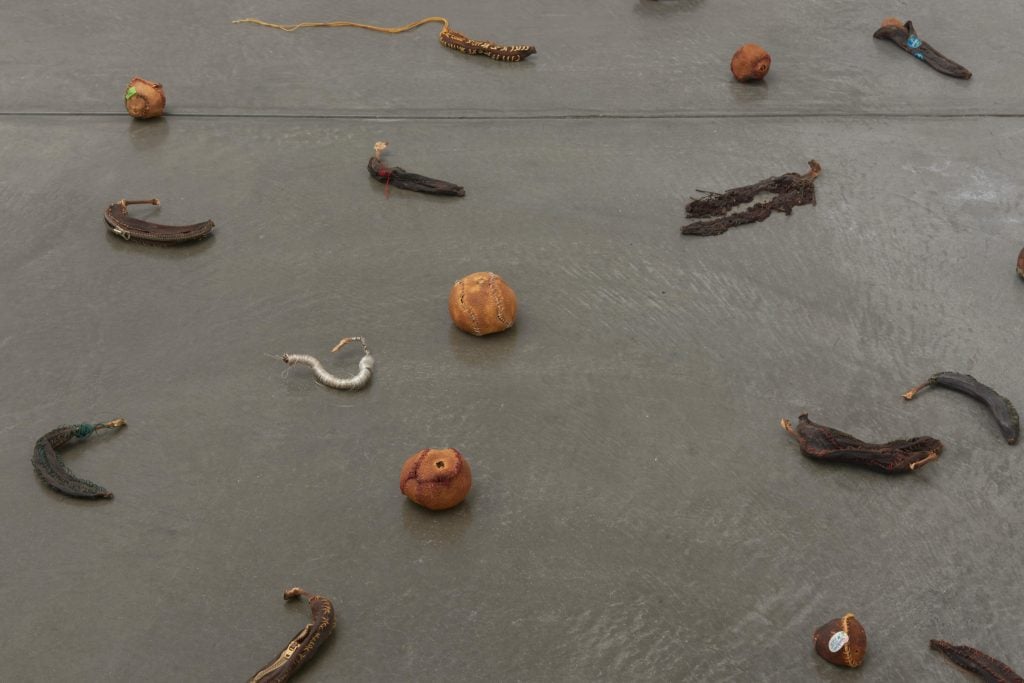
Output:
[{"xmin": 231, "ymin": 16, "xmax": 449, "ymax": 35}]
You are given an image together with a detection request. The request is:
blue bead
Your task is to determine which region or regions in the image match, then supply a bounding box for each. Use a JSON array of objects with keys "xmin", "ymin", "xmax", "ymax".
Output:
[
  {"xmin": 907, "ymin": 35, "xmax": 922, "ymax": 49},
  {"xmin": 74, "ymin": 423, "xmax": 95, "ymax": 438},
  {"xmin": 913, "ymin": 51, "xmax": 925, "ymax": 60}
]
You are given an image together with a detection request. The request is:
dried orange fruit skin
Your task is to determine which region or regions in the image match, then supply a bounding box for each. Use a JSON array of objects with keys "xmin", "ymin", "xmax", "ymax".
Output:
[
  {"xmin": 124, "ymin": 77, "xmax": 165, "ymax": 119},
  {"xmin": 448, "ymin": 272, "xmax": 517, "ymax": 336},
  {"xmin": 731, "ymin": 43, "xmax": 771, "ymax": 82},
  {"xmin": 400, "ymin": 448, "xmax": 472, "ymax": 510}
]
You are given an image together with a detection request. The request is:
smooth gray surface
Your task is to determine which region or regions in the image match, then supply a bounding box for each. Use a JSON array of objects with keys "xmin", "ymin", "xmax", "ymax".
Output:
[
  {"xmin": 2, "ymin": 116, "xmax": 1023, "ymax": 681},
  {"xmin": 2, "ymin": 1, "xmax": 1024, "ymax": 682},
  {"xmin": 1, "ymin": 0, "xmax": 1021, "ymax": 117}
]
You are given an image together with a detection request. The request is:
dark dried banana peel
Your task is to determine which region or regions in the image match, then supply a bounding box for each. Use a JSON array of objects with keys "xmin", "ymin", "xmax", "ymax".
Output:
[
  {"xmin": 903, "ymin": 372, "xmax": 1019, "ymax": 445},
  {"xmin": 781, "ymin": 413, "xmax": 942, "ymax": 473},
  {"xmin": 105, "ymin": 199, "xmax": 214, "ymax": 244},
  {"xmin": 873, "ymin": 20, "xmax": 971, "ymax": 79}
]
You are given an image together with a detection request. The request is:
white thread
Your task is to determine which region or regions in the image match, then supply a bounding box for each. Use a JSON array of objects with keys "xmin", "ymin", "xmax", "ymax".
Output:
[{"xmin": 280, "ymin": 337, "xmax": 374, "ymax": 390}]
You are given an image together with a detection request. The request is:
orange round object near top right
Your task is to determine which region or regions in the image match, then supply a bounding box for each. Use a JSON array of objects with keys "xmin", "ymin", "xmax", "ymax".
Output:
[{"xmin": 731, "ymin": 44, "xmax": 771, "ymax": 82}]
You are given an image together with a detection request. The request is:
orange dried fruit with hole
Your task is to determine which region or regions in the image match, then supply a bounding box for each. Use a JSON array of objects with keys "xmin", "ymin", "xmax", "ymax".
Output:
[
  {"xmin": 400, "ymin": 448, "xmax": 472, "ymax": 510},
  {"xmin": 731, "ymin": 43, "xmax": 771, "ymax": 82},
  {"xmin": 124, "ymin": 77, "xmax": 165, "ymax": 119},
  {"xmin": 813, "ymin": 613, "xmax": 867, "ymax": 668},
  {"xmin": 448, "ymin": 272, "xmax": 517, "ymax": 336}
]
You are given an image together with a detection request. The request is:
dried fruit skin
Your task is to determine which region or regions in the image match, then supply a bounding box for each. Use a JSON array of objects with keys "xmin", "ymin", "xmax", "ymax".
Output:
[
  {"xmin": 782, "ymin": 413, "xmax": 942, "ymax": 473},
  {"xmin": 881, "ymin": 17, "xmax": 904, "ymax": 28},
  {"xmin": 124, "ymin": 77, "xmax": 165, "ymax": 119},
  {"xmin": 731, "ymin": 43, "xmax": 771, "ymax": 82},
  {"xmin": 1017, "ymin": 247, "xmax": 1024, "ymax": 280},
  {"xmin": 813, "ymin": 613, "xmax": 867, "ymax": 668},
  {"xmin": 448, "ymin": 272, "xmax": 517, "ymax": 336},
  {"xmin": 400, "ymin": 448, "xmax": 472, "ymax": 510}
]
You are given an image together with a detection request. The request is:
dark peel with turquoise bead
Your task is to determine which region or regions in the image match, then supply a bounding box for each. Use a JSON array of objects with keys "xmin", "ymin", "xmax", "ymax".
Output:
[
  {"xmin": 873, "ymin": 20, "xmax": 971, "ymax": 79},
  {"xmin": 31, "ymin": 419, "xmax": 127, "ymax": 498}
]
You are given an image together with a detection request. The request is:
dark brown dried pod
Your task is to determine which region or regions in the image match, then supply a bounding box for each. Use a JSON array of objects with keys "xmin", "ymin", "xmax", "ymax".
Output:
[
  {"xmin": 249, "ymin": 588, "xmax": 337, "ymax": 682},
  {"xmin": 400, "ymin": 448, "xmax": 472, "ymax": 510},
  {"xmin": 813, "ymin": 613, "xmax": 867, "ymax": 668},
  {"xmin": 781, "ymin": 413, "xmax": 942, "ymax": 473},
  {"xmin": 104, "ymin": 199, "xmax": 215, "ymax": 244},
  {"xmin": 124, "ymin": 77, "xmax": 165, "ymax": 118},
  {"xmin": 731, "ymin": 43, "xmax": 771, "ymax": 82},
  {"xmin": 930, "ymin": 640, "xmax": 1023, "ymax": 682},
  {"xmin": 1017, "ymin": 247, "xmax": 1024, "ymax": 280}
]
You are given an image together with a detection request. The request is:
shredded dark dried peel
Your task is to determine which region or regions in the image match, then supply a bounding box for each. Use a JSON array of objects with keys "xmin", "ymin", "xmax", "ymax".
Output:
[{"xmin": 681, "ymin": 161, "xmax": 820, "ymax": 236}]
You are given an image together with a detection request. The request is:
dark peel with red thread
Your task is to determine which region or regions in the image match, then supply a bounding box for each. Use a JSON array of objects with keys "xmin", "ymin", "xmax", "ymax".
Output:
[
  {"xmin": 681, "ymin": 161, "xmax": 820, "ymax": 236},
  {"xmin": 104, "ymin": 199, "xmax": 214, "ymax": 244},
  {"xmin": 873, "ymin": 20, "xmax": 972, "ymax": 79},
  {"xmin": 249, "ymin": 588, "xmax": 336, "ymax": 683},
  {"xmin": 781, "ymin": 414, "xmax": 942, "ymax": 473},
  {"xmin": 32, "ymin": 419, "xmax": 127, "ymax": 499},
  {"xmin": 367, "ymin": 142, "xmax": 464, "ymax": 197},
  {"xmin": 930, "ymin": 640, "xmax": 1023, "ymax": 682},
  {"xmin": 903, "ymin": 372, "xmax": 1019, "ymax": 445}
]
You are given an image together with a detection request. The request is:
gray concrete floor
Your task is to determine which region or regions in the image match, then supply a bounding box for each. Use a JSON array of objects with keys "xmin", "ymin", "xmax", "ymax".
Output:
[{"xmin": 1, "ymin": 1, "xmax": 1022, "ymax": 681}]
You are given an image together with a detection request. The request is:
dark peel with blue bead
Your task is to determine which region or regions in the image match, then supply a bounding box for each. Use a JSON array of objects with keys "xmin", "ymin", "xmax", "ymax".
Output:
[
  {"xmin": 31, "ymin": 419, "xmax": 127, "ymax": 499},
  {"xmin": 873, "ymin": 20, "xmax": 971, "ymax": 79},
  {"xmin": 781, "ymin": 414, "xmax": 942, "ymax": 473},
  {"xmin": 903, "ymin": 372, "xmax": 1019, "ymax": 445},
  {"xmin": 930, "ymin": 640, "xmax": 1023, "ymax": 683}
]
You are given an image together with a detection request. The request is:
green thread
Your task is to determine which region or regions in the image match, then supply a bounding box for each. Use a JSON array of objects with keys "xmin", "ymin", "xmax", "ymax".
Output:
[
  {"xmin": 74, "ymin": 423, "xmax": 95, "ymax": 438},
  {"xmin": 124, "ymin": 86, "xmax": 137, "ymax": 100}
]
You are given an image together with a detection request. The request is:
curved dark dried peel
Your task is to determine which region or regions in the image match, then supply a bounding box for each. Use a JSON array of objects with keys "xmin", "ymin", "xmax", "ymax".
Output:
[
  {"xmin": 31, "ymin": 419, "xmax": 127, "ymax": 499},
  {"xmin": 873, "ymin": 21, "xmax": 972, "ymax": 79},
  {"xmin": 930, "ymin": 640, "xmax": 1023, "ymax": 682},
  {"xmin": 781, "ymin": 413, "xmax": 942, "ymax": 473},
  {"xmin": 104, "ymin": 199, "xmax": 215, "ymax": 244},
  {"xmin": 1016, "ymin": 247, "xmax": 1023, "ymax": 280},
  {"xmin": 903, "ymin": 372, "xmax": 1019, "ymax": 445},
  {"xmin": 367, "ymin": 154, "xmax": 465, "ymax": 197},
  {"xmin": 249, "ymin": 588, "xmax": 336, "ymax": 682},
  {"xmin": 681, "ymin": 161, "xmax": 820, "ymax": 236}
]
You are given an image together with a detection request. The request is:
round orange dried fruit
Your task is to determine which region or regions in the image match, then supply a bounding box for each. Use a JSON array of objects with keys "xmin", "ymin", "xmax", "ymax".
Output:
[
  {"xmin": 400, "ymin": 448, "xmax": 472, "ymax": 510},
  {"xmin": 731, "ymin": 44, "xmax": 771, "ymax": 82},
  {"xmin": 448, "ymin": 272, "xmax": 517, "ymax": 336}
]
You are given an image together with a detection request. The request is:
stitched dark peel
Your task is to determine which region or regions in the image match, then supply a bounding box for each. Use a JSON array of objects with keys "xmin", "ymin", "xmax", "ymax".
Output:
[
  {"xmin": 681, "ymin": 161, "xmax": 821, "ymax": 236},
  {"xmin": 873, "ymin": 20, "xmax": 972, "ymax": 79},
  {"xmin": 31, "ymin": 419, "xmax": 127, "ymax": 499},
  {"xmin": 903, "ymin": 372, "xmax": 1020, "ymax": 445},
  {"xmin": 249, "ymin": 588, "xmax": 337, "ymax": 683},
  {"xmin": 930, "ymin": 640, "xmax": 1024, "ymax": 683},
  {"xmin": 439, "ymin": 28, "xmax": 536, "ymax": 62},
  {"xmin": 104, "ymin": 199, "xmax": 215, "ymax": 244},
  {"xmin": 781, "ymin": 414, "xmax": 942, "ymax": 473},
  {"xmin": 232, "ymin": 16, "xmax": 535, "ymax": 62}
]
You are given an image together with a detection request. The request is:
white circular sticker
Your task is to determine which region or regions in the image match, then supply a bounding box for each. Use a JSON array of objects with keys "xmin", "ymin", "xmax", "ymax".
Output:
[{"xmin": 828, "ymin": 631, "xmax": 849, "ymax": 653}]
